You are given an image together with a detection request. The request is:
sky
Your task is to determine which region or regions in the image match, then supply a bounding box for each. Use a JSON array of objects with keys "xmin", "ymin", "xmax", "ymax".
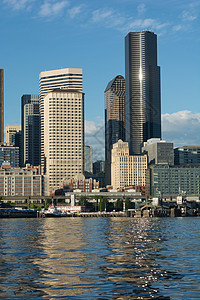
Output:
[{"xmin": 0, "ymin": 0, "xmax": 200, "ymax": 161}]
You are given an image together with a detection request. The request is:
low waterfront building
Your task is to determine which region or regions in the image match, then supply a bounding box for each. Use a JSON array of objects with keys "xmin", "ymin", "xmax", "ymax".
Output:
[
  {"xmin": 174, "ymin": 145, "xmax": 200, "ymax": 165},
  {"xmin": 111, "ymin": 140, "xmax": 147, "ymax": 189},
  {"xmin": 57, "ymin": 174, "xmax": 99, "ymax": 194},
  {"xmin": 0, "ymin": 144, "xmax": 19, "ymax": 167},
  {"xmin": 85, "ymin": 173, "xmax": 105, "ymax": 188},
  {"xmin": 142, "ymin": 138, "xmax": 174, "ymax": 165},
  {"xmin": 146, "ymin": 164, "xmax": 200, "ymax": 197},
  {"xmin": 64, "ymin": 190, "xmax": 146, "ymax": 204},
  {"xmin": 0, "ymin": 163, "xmax": 47, "ymax": 196}
]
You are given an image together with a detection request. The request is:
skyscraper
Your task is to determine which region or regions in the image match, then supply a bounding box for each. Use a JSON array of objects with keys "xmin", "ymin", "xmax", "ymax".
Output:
[
  {"xmin": 44, "ymin": 89, "xmax": 84, "ymax": 195},
  {"xmin": 105, "ymin": 75, "xmax": 125, "ymax": 185},
  {"xmin": 39, "ymin": 68, "xmax": 82, "ymax": 172},
  {"xmin": 125, "ymin": 31, "xmax": 161, "ymax": 155},
  {"xmin": 21, "ymin": 95, "xmax": 40, "ymax": 166},
  {"xmin": 0, "ymin": 69, "xmax": 4, "ymax": 143}
]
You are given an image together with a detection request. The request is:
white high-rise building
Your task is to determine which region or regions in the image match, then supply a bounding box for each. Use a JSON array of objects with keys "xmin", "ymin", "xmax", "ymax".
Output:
[
  {"xmin": 111, "ymin": 140, "xmax": 147, "ymax": 189},
  {"xmin": 39, "ymin": 68, "xmax": 82, "ymax": 172},
  {"xmin": 44, "ymin": 89, "xmax": 84, "ymax": 195}
]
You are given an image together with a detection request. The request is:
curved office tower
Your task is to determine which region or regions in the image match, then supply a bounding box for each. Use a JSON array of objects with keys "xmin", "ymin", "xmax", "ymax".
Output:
[
  {"xmin": 125, "ymin": 31, "xmax": 161, "ymax": 155},
  {"xmin": 105, "ymin": 75, "xmax": 125, "ymax": 185}
]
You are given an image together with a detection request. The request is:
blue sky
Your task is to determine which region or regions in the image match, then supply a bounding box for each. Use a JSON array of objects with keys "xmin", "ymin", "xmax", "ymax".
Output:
[{"xmin": 0, "ymin": 0, "xmax": 200, "ymax": 160}]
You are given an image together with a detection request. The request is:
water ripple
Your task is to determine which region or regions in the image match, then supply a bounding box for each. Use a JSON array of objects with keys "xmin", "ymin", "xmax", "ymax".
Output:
[{"xmin": 0, "ymin": 217, "xmax": 199, "ymax": 299}]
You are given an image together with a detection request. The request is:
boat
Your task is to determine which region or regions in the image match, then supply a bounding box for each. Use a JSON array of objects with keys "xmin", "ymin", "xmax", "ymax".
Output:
[{"xmin": 43, "ymin": 205, "xmax": 66, "ymax": 217}]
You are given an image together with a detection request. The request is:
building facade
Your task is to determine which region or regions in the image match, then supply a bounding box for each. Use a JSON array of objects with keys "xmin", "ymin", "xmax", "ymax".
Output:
[
  {"xmin": 111, "ymin": 140, "xmax": 147, "ymax": 189},
  {"xmin": 60, "ymin": 174, "xmax": 99, "ymax": 193},
  {"xmin": 84, "ymin": 145, "xmax": 93, "ymax": 173},
  {"xmin": 0, "ymin": 145, "xmax": 19, "ymax": 167},
  {"xmin": 39, "ymin": 68, "xmax": 82, "ymax": 172},
  {"xmin": 44, "ymin": 89, "xmax": 84, "ymax": 195},
  {"xmin": 21, "ymin": 95, "xmax": 40, "ymax": 167},
  {"xmin": 142, "ymin": 138, "xmax": 174, "ymax": 165},
  {"xmin": 93, "ymin": 160, "xmax": 105, "ymax": 174},
  {"xmin": 0, "ymin": 163, "xmax": 46, "ymax": 196},
  {"xmin": 0, "ymin": 69, "xmax": 4, "ymax": 143},
  {"xmin": 5, "ymin": 125, "xmax": 21, "ymax": 145},
  {"xmin": 125, "ymin": 31, "xmax": 161, "ymax": 154},
  {"xmin": 174, "ymin": 146, "xmax": 200, "ymax": 165},
  {"xmin": 105, "ymin": 75, "xmax": 125, "ymax": 185},
  {"xmin": 146, "ymin": 164, "xmax": 200, "ymax": 197}
]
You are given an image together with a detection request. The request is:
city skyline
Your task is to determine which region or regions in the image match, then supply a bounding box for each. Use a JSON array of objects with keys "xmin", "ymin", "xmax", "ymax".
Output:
[{"xmin": 0, "ymin": 0, "xmax": 199, "ymax": 160}]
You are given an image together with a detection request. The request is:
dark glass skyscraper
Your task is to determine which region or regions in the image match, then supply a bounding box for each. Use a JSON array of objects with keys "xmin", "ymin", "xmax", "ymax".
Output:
[
  {"xmin": 21, "ymin": 95, "xmax": 40, "ymax": 166},
  {"xmin": 125, "ymin": 31, "xmax": 161, "ymax": 155},
  {"xmin": 105, "ymin": 75, "xmax": 125, "ymax": 185}
]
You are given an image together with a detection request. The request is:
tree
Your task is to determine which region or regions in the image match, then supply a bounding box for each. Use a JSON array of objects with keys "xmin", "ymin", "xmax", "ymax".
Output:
[
  {"xmin": 78, "ymin": 196, "xmax": 88, "ymax": 207},
  {"xmin": 115, "ymin": 199, "xmax": 123, "ymax": 211},
  {"xmin": 99, "ymin": 196, "xmax": 108, "ymax": 212},
  {"xmin": 125, "ymin": 198, "xmax": 132, "ymax": 210},
  {"xmin": 29, "ymin": 203, "xmax": 36, "ymax": 209}
]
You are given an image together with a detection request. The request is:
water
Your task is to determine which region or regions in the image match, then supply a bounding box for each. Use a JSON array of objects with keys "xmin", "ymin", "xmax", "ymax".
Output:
[{"xmin": 0, "ymin": 217, "xmax": 199, "ymax": 299}]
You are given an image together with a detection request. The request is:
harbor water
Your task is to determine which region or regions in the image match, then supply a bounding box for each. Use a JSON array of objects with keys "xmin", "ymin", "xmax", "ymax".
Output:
[{"xmin": 0, "ymin": 217, "xmax": 199, "ymax": 299}]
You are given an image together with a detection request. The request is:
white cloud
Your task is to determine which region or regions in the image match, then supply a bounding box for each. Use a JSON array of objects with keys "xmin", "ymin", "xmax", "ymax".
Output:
[
  {"xmin": 68, "ymin": 5, "xmax": 83, "ymax": 19},
  {"xmin": 92, "ymin": 8, "xmax": 114, "ymax": 23},
  {"xmin": 38, "ymin": 0, "xmax": 69, "ymax": 18},
  {"xmin": 137, "ymin": 3, "xmax": 146, "ymax": 15},
  {"xmin": 85, "ymin": 120, "xmax": 105, "ymax": 161},
  {"xmin": 124, "ymin": 18, "xmax": 169, "ymax": 33},
  {"xmin": 91, "ymin": 9, "xmax": 169, "ymax": 34},
  {"xmin": 173, "ymin": 24, "xmax": 183, "ymax": 31},
  {"xmin": 3, "ymin": 0, "xmax": 35, "ymax": 10},
  {"xmin": 162, "ymin": 111, "xmax": 200, "ymax": 146},
  {"xmin": 181, "ymin": 10, "xmax": 197, "ymax": 22},
  {"xmin": 91, "ymin": 8, "xmax": 125, "ymax": 28}
]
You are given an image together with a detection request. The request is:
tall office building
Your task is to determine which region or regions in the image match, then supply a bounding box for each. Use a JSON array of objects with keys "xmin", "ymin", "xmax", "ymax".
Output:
[
  {"xmin": 0, "ymin": 69, "xmax": 4, "ymax": 143},
  {"xmin": 111, "ymin": 140, "xmax": 147, "ymax": 189},
  {"xmin": 39, "ymin": 68, "xmax": 82, "ymax": 172},
  {"xmin": 105, "ymin": 75, "xmax": 125, "ymax": 185},
  {"xmin": 125, "ymin": 31, "xmax": 161, "ymax": 155},
  {"xmin": 44, "ymin": 89, "xmax": 84, "ymax": 195},
  {"xmin": 21, "ymin": 95, "xmax": 40, "ymax": 167}
]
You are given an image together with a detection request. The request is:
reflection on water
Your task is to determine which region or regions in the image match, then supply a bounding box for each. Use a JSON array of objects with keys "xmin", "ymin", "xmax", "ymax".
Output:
[{"xmin": 0, "ymin": 217, "xmax": 199, "ymax": 299}]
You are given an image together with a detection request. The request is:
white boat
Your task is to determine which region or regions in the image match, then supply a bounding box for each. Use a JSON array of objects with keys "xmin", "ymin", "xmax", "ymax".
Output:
[{"xmin": 43, "ymin": 206, "xmax": 64, "ymax": 217}]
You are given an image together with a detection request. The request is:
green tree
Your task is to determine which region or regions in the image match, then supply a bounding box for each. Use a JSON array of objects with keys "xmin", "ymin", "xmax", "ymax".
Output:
[
  {"xmin": 78, "ymin": 196, "xmax": 88, "ymax": 207},
  {"xmin": 45, "ymin": 203, "xmax": 50, "ymax": 209},
  {"xmin": 125, "ymin": 198, "xmax": 132, "ymax": 210},
  {"xmin": 37, "ymin": 205, "xmax": 42, "ymax": 211},
  {"xmin": 115, "ymin": 199, "xmax": 123, "ymax": 211},
  {"xmin": 29, "ymin": 203, "xmax": 36, "ymax": 209},
  {"xmin": 99, "ymin": 196, "xmax": 108, "ymax": 212}
]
